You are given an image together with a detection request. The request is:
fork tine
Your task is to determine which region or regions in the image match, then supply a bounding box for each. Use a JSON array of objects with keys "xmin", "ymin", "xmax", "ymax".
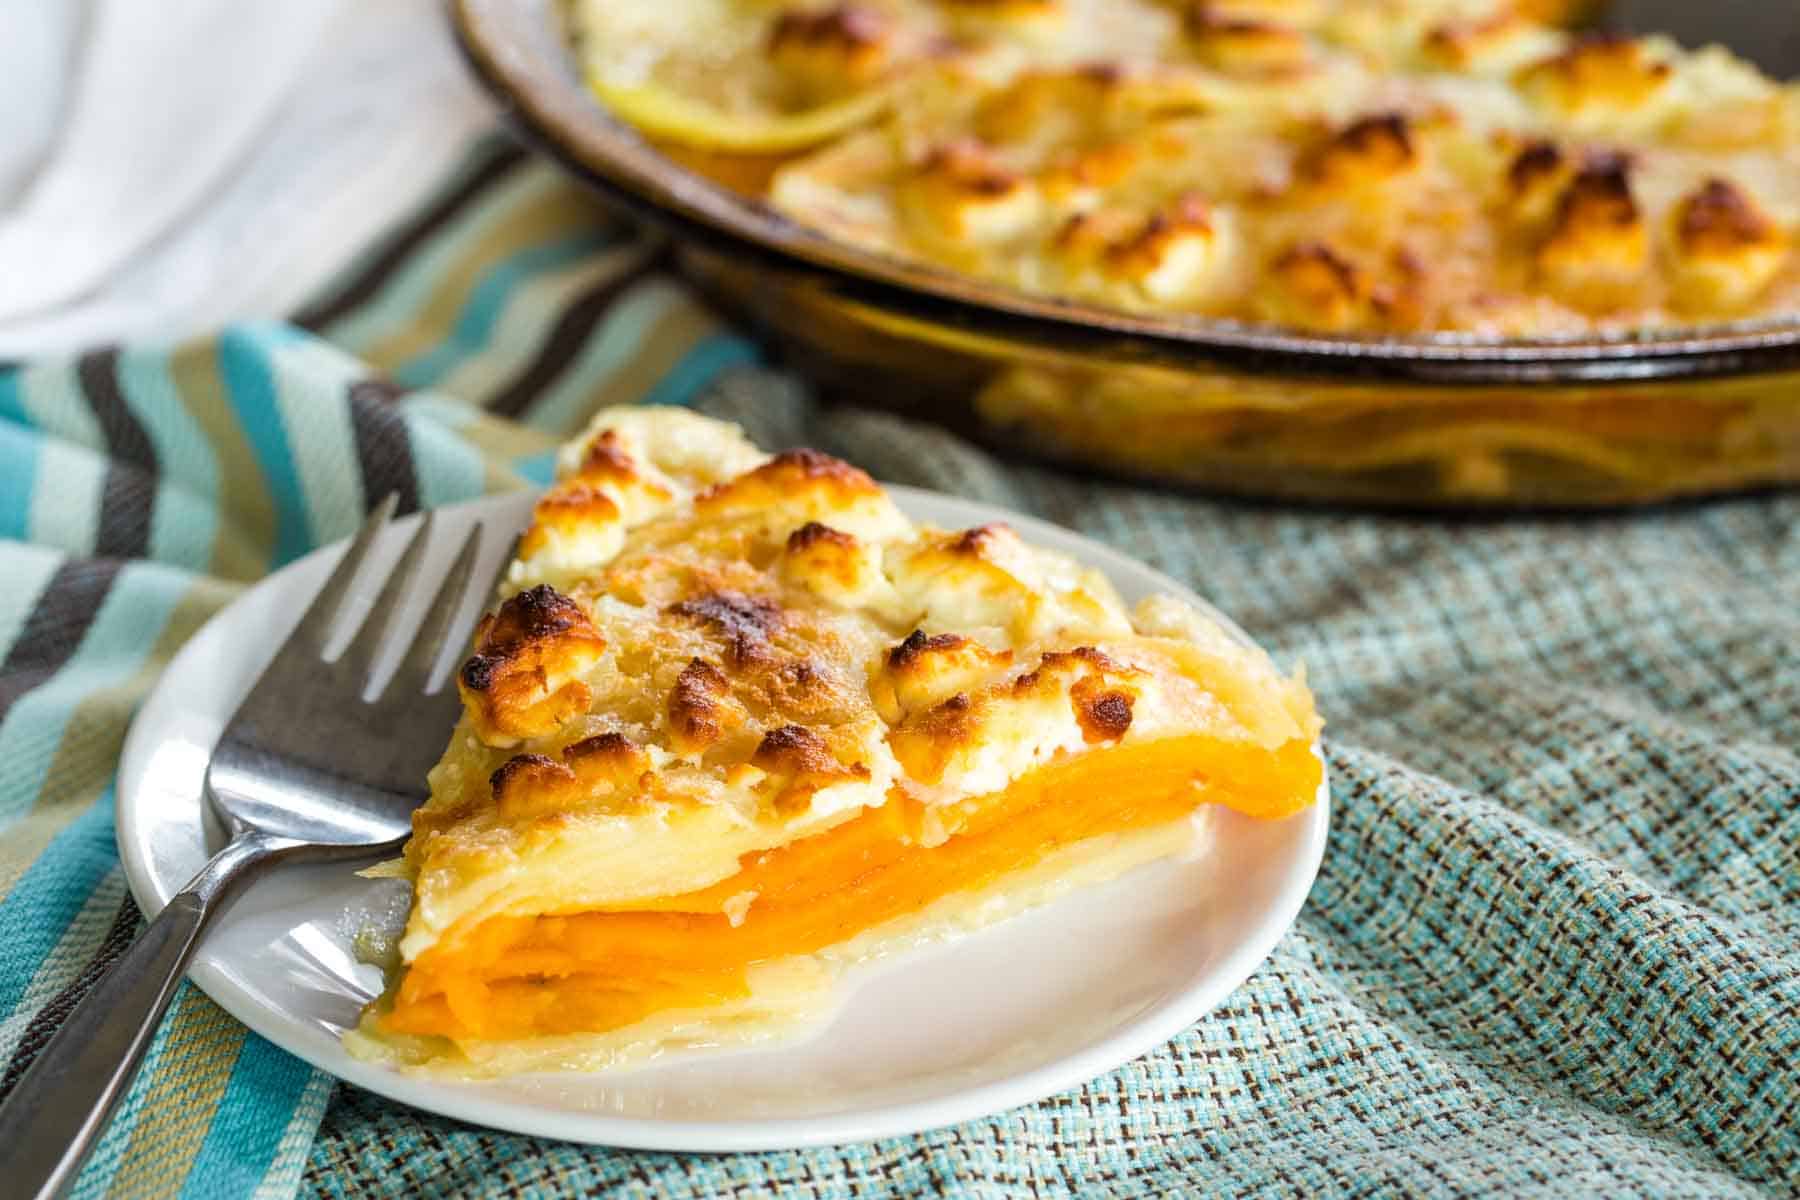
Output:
[
  {"xmin": 288, "ymin": 493, "xmax": 398, "ymax": 657},
  {"xmin": 337, "ymin": 510, "xmax": 435, "ymax": 683},
  {"xmin": 387, "ymin": 521, "xmax": 486, "ymax": 698}
]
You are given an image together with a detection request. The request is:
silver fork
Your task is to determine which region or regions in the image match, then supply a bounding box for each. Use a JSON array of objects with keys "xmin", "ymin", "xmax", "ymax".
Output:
[{"xmin": 0, "ymin": 497, "xmax": 499, "ymax": 1200}]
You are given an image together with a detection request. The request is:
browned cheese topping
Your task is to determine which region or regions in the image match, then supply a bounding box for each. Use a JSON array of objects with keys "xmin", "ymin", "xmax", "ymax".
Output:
[{"xmin": 565, "ymin": 0, "xmax": 1797, "ymax": 333}]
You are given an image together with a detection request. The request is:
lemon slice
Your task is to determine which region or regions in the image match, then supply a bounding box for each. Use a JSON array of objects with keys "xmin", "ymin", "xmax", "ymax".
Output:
[{"xmin": 589, "ymin": 76, "xmax": 894, "ymax": 154}]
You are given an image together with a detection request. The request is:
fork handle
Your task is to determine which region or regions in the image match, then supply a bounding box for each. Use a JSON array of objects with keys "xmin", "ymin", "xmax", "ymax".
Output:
[{"xmin": 0, "ymin": 833, "xmax": 285, "ymax": 1200}]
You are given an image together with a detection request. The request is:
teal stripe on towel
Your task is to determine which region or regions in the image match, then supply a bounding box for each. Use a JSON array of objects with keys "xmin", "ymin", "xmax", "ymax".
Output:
[
  {"xmin": 0, "ymin": 562, "xmax": 190, "ymax": 831},
  {"xmin": 0, "ymin": 419, "xmax": 39, "ymax": 542},
  {"xmin": 179, "ymin": 1034, "xmax": 323, "ymax": 1200},
  {"xmin": 219, "ymin": 326, "xmax": 313, "ymax": 567},
  {"xmin": 638, "ymin": 334, "xmax": 758, "ymax": 409},
  {"xmin": 0, "ymin": 789, "xmax": 116, "ymax": 1019},
  {"xmin": 388, "ymin": 229, "xmax": 619, "ymax": 391}
]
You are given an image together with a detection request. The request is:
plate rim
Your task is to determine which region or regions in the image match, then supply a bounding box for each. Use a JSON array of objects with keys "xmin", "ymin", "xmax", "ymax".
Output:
[{"xmin": 116, "ymin": 487, "xmax": 1329, "ymax": 1151}]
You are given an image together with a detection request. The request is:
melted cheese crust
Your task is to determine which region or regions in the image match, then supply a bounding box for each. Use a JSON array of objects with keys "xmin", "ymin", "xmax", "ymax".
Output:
[
  {"xmin": 400, "ymin": 407, "xmax": 1317, "ymax": 954},
  {"xmin": 365, "ymin": 408, "xmax": 1320, "ymax": 1071},
  {"xmin": 569, "ymin": 0, "xmax": 1800, "ymax": 334}
]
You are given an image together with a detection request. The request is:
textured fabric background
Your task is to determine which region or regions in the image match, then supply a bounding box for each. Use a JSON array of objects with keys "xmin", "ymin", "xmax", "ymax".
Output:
[{"xmin": 0, "ymin": 137, "xmax": 1794, "ymax": 1197}]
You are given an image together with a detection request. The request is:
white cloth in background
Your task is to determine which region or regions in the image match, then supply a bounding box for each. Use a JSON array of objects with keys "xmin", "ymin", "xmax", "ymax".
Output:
[
  {"xmin": 0, "ymin": 0, "xmax": 496, "ymax": 357},
  {"xmin": 0, "ymin": 0, "xmax": 83, "ymax": 208}
]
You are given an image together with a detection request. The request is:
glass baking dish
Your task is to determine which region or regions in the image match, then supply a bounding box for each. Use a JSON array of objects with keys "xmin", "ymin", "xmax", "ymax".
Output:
[{"xmin": 449, "ymin": 0, "xmax": 1800, "ymax": 507}]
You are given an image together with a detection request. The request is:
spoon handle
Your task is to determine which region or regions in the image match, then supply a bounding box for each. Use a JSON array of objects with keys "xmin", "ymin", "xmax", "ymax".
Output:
[{"xmin": 0, "ymin": 834, "xmax": 280, "ymax": 1199}]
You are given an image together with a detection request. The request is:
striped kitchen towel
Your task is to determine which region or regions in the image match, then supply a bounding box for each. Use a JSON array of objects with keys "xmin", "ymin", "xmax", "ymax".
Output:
[
  {"xmin": 0, "ymin": 136, "xmax": 757, "ymax": 1199},
  {"xmin": 2, "ymin": 133, "xmax": 1797, "ymax": 1198}
]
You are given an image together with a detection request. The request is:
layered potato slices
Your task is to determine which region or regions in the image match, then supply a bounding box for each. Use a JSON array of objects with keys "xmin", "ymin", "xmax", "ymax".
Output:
[
  {"xmin": 568, "ymin": 0, "xmax": 1800, "ymax": 334},
  {"xmin": 351, "ymin": 408, "xmax": 1322, "ymax": 1075}
]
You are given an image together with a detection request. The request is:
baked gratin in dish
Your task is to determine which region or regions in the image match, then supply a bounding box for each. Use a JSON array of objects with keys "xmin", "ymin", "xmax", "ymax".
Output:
[
  {"xmin": 447, "ymin": 0, "xmax": 1800, "ymax": 507},
  {"xmin": 570, "ymin": 0, "xmax": 1799, "ymax": 338},
  {"xmin": 348, "ymin": 408, "xmax": 1323, "ymax": 1076}
]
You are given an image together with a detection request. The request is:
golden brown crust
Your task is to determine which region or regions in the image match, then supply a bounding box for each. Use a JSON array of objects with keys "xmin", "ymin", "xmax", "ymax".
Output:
[
  {"xmin": 1504, "ymin": 138, "xmax": 1564, "ymax": 202},
  {"xmin": 783, "ymin": 522, "xmax": 891, "ymax": 605},
  {"xmin": 1012, "ymin": 645, "xmax": 1129, "ymax": 689},
  {"xmin": 565, "ymin": 730, "xmax": 643, "ymax": 765},
  {"xmin": 750, "ymin": 723, "xmax": 872, "ymax": 810},
  {"xmin": 1098, "ymin": 194, "xmax": 1221, "ymax": 299},
  {"xmin": 751, "ymin": 723, "xmax": 861, "ymax": 775},
  {"xmin": 767, "ymin": 4, "xmax": 894, "ymax": 100},
  {"xmin": 887, "ymin": 644, "xmax": 1149, "ymax": 782},
  {"xmin": 696, "ymin": 448, "xmax": 882, "ymax": 516},
  {"xmin": 781, "ymin": 520, "xmax": 859, "ymax": 579},
  {"xmin": 513, "ymin": 430, "xmax": 678, "ymax": 584},
  {"xmin": 518, "ymin": 485, "xmax": 621, "ymax": 561},
  {"xmin": 575, "ymin": 432, "xmax": 663, "ymax": 491},
  {"xmin": 918, "ymin": 142, "xmax": 1019, "ymax": 201},
  {"xmin": 668, "ymin": 658, "xmax": 737, "ymax": 754},
  {"xmin": 872, "ymin": 630, "xmax": 1014, "ymax": 724},
  {"xmin": 1516, "ymin": 33, "xmax": 1672, "ymax": 115},
  {"xmin": 459, "ymin": 585, "xmax": 607, "ymax": 746},
  {"xmin": 1039, "ymin": 141, "xmax": 1142, "ymax": 203},
  {"xmin": 886, "ymin": 629, "xmax": 974, "ymax": 671},
  {"xmin": 1508, "ymin": 140, "xmax": 1563, "ymax": 194},
  {"xmin": 1492, "ymin": 137, "xmax": 1574, "ymax": 237},
  {"xmin": 1300, "ymin": 114, "xmax": 1417, "ymax": 192},
  {"xmin": 488, "ymin": 734, "xmax": 651, "ymax": 821},
  {"xmin": 1678, "ymin": 178, "xmax": 1779, "ymax": 255},
  {"xmin": 1549, "ymin": 157, "xmax": 1640, "ymax": 239},
  {"xmin": 768, "ymin": 5, "xmax": 889, "ymax": 56},
  {"xmin": 1183, "ymin": 7, "xmax": 1310, "ymax": 72},
  {"xmin": 667, "ymin": 589, "xmax": 786, "ymax": 668},
  {"xmin": 1071, "ymin": 678, "xmax": 1135, "ymax": 743},
  {"xmin": 949, "ymin": 523, "xmax": 1006, "ymax": 555},
  {"xmin": 886, "ymin": 692, "xmax": 978, "ymax": 784},
  {"xmin": 1536, "ymin": 156, "xmax": 1648, "ymax": 308},
  {"xmin": 486, "ymin": 753, "xmax": 566, "ymax": 815},
  {"xmin": 1265, "ymin": 241, "xmax": 1373, "ymax": 331},
  {"xmin": 901, "ymin": 139, "xmax": 1040, "ymax": 245},
  {"xmin": 1423, "ymin": 9, "xmax": 1530, "ymax": 70},
  {"xmin": 1670, "ymin": 178, "xmax": 1789, "ymax": 311},
  {"xmin": 785, "ymin": 520, "xmax": 856, "ymax": 554}
]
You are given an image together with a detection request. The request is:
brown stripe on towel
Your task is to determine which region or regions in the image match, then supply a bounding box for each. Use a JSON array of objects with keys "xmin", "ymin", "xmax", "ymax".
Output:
[
  {"xmin": 293, "ymin": 138, "xmax": 530, "ymax": 333},
  {"xmin": 0, "ymin": 558, "xmax": 124, "ymax": 726},
  {"xmin": 485, "ymin": 244, "xmax": 672, "ymax": 420},
  {"xmin": 346, "ymin": 378, "xmax": 422, "ymax": 516},
  {"xmin": 0, "ymin": 893, "xmax": 142, "ymax": 1105},
  {"xmin": 77, "ymin": 349, "xmax": 156, "ymax": 560}
]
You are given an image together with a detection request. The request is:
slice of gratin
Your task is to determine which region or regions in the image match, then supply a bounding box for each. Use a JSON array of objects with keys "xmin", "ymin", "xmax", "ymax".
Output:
[{"xmin": 349, "ymin": 407, "xmax": 1322, "ymax": 1076}]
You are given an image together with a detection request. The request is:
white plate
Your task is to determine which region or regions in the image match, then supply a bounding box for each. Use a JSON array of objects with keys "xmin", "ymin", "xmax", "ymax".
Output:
[{"xmin": 117, "ymin": 489, "xmax": 1328, "ymax": 1151}]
